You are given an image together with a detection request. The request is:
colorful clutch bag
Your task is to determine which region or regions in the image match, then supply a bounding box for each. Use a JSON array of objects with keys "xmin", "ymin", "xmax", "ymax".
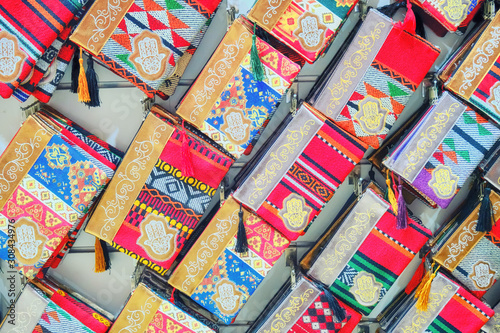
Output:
[
  {"xmin": 176, "ymin": 17, "xmax": 302, "ymax": 159},
  {"xmin": 0, "ymin": 110, "xmax": 119, "ymax": 279},
  {"xmin": 251, "ymin": 277, "xmax": 362, "ymax": 333},
  {"xmin": 0, "ymin": 0, "xmax": 87, "ymax": 99},
  {"xmin": 433, "ymin": 190, "xmax": 500, "ymax": 298},
  {"xmin": 233, "ymin": 102, "xmax": 367, "ymax": 241},
  {"xmin": 109, "ymin": 283, "xmax": 215, "ymax": 333},
  {"xmin": 86, "ymin": 106, "xmax": 234, "ymax": 275},
  {"xmin": 481, "ymin": 302, "xmax": 500, "ymax": 333},
  {"xmin": 0, "ymin": 280, "xmax": 112, "ymax": 333},
  {"xmin": 383, "ymin": 91, "xmax": 500, "ymax": 209},
  {"xmin": 247, "ymin": 0, "xmax": 358, "ymax": 63},
  {"xmin": 303, "ymin": 189, "xmax": 431, "ymax": 315},
  {"xmin": 308, "ymin": 8, "xmax": 440, "ymax": 149},
  {"xmin": 169, "ymin": 196, "xmax": 290, "ymax": 324},
  {"xmin": 384, "ymin": 272, "xmax": 494, "ymax": 333},
  {"xmin": 70, "ymin": 0, "xmax": 221, "ymax": 98},
  {"xmin": 442, "ymin": 11, "xmax": 500, "ymax": 124}
]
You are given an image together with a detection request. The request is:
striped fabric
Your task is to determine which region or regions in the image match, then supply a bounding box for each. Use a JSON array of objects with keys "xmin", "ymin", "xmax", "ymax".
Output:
[{"xmin": 0, "ymin": 0, "xmax": 85, "ymax": 98}]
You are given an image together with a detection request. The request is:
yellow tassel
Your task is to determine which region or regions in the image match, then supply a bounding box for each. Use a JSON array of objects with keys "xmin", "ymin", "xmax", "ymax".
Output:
[
  {"xmin": 414, "ymin": 268, "xmax": 431, "ymax": 299},
  {"xmin": 386, "ymin": 170, "xmax": 398, "ymax": 213},
  {"xmin": 94, "ymin": 237, "xmax": 106, "ymax": 273},
  {"xmin": 77, "ymin": 49, "xmax": 90, "ymax": 103},
  {"xmin": 416, "ymin": 265, "xmax": 440, "ymax": 311}
]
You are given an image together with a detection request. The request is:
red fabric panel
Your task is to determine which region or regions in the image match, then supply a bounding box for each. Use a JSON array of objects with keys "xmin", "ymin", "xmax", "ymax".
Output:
[{"xmin": 375, "ymin": 212, "xmax": 431, "ymax": 253}]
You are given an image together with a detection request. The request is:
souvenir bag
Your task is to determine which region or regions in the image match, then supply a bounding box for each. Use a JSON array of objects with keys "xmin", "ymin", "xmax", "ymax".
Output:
[
  {"xmin": 247, "ymin": 0, "xmax": 358, "ymax": 63},
  {"xmin": 108, "ymin": 283, "xmax": 216, "ymax": 333},
  {"xmin": 176, "ymin": 17, "xmax": 302, "ymax": 159},
  {"xmin": 169, "ymin": 196, "xmax": 291, "ymax": 324},
  {"xmin": 383, "ymin": 92, "xmax": 500, "ymax": 209},
  {"xmin": 70, "ymin": 0, "xmax": 222, "ymax": 98},
  {"xmin": 383, "ymin": 272, "xmax": 494, "ymax": 333},
  {"xmin": 0, "ymin": 0, "xmax": 88, "ymax": 99},
  {"xmin": 409, "ymin": 0, "xmax": 483, "ymax": 34},
  {"xmin": 442, "ymin": 11, "xmax": 500, "ymax": 124},
  {"xmin": 481, "ymin": 302, "xmax": 500, "ymax": 332},
  {"xmin": 302, "ymin": 189, "xmax": 431, "ymax": 315},
  {"xmin": 233, "ymin": 103, "xmax": 367, "ymax": 241},
  {"xmin": 308, "ymin": 7, "xmax": 440, "ymax": 148},
  {"xmin": 250, "ymin": 277, "xmax": 362, "ymax": 333},
  {"xmin": 86, "ymin": 106, "xmax": 234, "ymax": 275},
  {"xmin": 0, "ymin": 109, "xmax": 119, "ymax": 278},
  {"xmin": 0, "ymin": 280, "xmax": 112, "ymax": 333},
  {"xmin": 433, "ymin": 189, "xmax": 500, "ymax": 298},
  {"xmin": 482, "ymin": 142, "xmax": 500, "ymax": 192}
]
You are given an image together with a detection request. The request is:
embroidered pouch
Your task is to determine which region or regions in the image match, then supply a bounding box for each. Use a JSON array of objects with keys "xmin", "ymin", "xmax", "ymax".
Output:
[
  {"xmin": 433, "ymin": 190, "xmax": 500, "ymax": 298},
  {"xmin": 0, "ymin": 281, "xmax": 112, "ymax": 333},
  {"xmin": 86, "ymin": 106, "xmax": 234, "ymax": 275},
  {"xmin": 481, "ymin": 302, "xmax": 500, "ymax": 333},
  {"xmin": 409, "ymin": 0, "xmax": 483, "ymax": 34},
  {"xmin": 0, "ymin": 0, "xmax": 88, "ymax": 99},
  {"xmin": 176, "ymin": 17, "xmax": 302, "ymax": 159},
  {"xmin": 383, "ymin": 92, "xmax": 500, "ymax": 209},
  {"xmin": 308, "ymin": 8, "xmax": 440, "ymax": 149},
  {"xmin": 303, "ymin": 189, "xmax": 431, "ymax": 315},
  {"xmin": 233, "ymin": 102, "xmax": 367, "ymax": 241},
  {"xmin": 70, "ymin": 0, "xmax": 221, "ymax": 98},
  {"xmin": 108, "ymin": 283, "xmax": 215, "ymax": 333},
  {"xmin": 384, "ymin": 272, "xmax": 494, "ymax": 333},
  {"xmin": 442, "ymin": 11, "xmax": 500, "ymax": 124},
  {"xmin": 0, "ymin": 110, "xmax": 119, "ymax": 279},
  {"xmin": 251, "ymin": 277, "xmax": 362, "ymax": 333},
  {"xmin": 247, "ymin": 0, "xmax": 358, "ymax": 63},
  {"xmin": 169, "ymin": 196, "xmax": 290, "ymax": 324}
]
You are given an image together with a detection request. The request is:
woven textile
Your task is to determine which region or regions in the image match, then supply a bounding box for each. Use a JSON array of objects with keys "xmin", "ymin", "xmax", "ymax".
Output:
[
  {"xmin": 434, "ymin": 190, "xmax": 500, "ymax": 298},
  {"xmin": 169, "ymin": 196, "xmax": 290, "ymax": 324},
  {"xmin": 86, "ymin": 108, "xmax": 234, "ymax": 275},
  {"xmin": 109, "ymin": 283, "xmax": 215, "ymax": 333},
  {"xmin": 309, "ymin": 9, "xmax": 440, "ymax": 148},
  {"xmin": 176, "ymin": 17, "xmax": 301, "ymax": 159},
  {"xmin": 0, "ymin": 0, "xmax": 86, "ymax": 99},
  {"xmin": 71, "ymin": 0, "xmax": 221, "ymax": 98},
  {"xmin": 410, "ymin": 0, "xmax": 483, "ymax": 32},
  {"xmin": 233, "ymin": 103, "xmax": 367, "ymax": 241},
  {"xmin": 387, "ymin": 272, "xmax": 493, "ymax": 333},
  {"xmin": 0, "ymin": 110, "xmax": 119, "ymax": 278},
  {"xmin": 305, "ymin": 189, "xmax": 431, "ymax": 315},
  {"xmin": 248, "ymin": 0, "xmax": 358, "ymax": 63},
  {"xmin": 254, "ymin": 277, "xmax": 361, "ymax": 333},
  {"xmin": 384, "ymin": 92, "xmax": 500, "ymax": 209},
  {"xmin": 444, "ymin": 11, "xmax": 500, "ymax": 124}
]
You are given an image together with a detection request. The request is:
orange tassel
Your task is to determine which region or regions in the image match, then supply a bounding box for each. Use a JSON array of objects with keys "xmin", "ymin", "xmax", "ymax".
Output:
[
  {"xmin": 386, "ymin": 170, "xmax": 398, "ymax": 212},
  {"xmin": 416, "ymin": 265, "xmax": 440, "ymax": 311},
  {"xmin": 94, "ymin": 237, "xmax": 106, "ymax": 273},
  {"xmin": 77, "ymin": 49, "xmax": 90, "ymax": 103}
]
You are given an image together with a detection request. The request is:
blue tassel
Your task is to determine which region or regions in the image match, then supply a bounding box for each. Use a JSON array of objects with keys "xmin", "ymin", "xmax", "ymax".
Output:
[
  {"xmin": 476, "ymin": 187, "xmax": 493, "ymax": 232},
  {"xmin": 317, "ymin": 283, "xmax": 346, "ymax": 322},
  {"xmin": 234, "ymin": 203, "xmax": 248, "ymax": 253},
  {"xmin": 396, "ymin": 176, "xmax": 408, "ymax": 229}
]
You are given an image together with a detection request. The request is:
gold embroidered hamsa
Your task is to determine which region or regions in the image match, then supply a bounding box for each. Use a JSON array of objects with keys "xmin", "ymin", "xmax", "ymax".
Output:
[
  {"xmin": 0, "ymin": 31, "xmax": 26, "ymax": 82},
  {"xmin": 428, "ymin": 165, "xmax": 459, "ymax": 199},
  {"xmin": 354, "ymin": 96, "xmax": 389, "ymax": 135},
  {"xmin": 13, "ymin": 218, "xmax": 47, "ymax": 266},
  {"xmin": 130, "ymin": 30, "xmax": 171, "ymax": 81},
  {"xmin": 279, "ymin": 193, "xmax": 312, "ymax": 232},
  {"xmin": 137, "ymin": 214, "xmax": 177, "ymax": 262},
  {"xmin": 470, "ymin": 260, "xmax": 496, "ymax": 290},
  {"xmin": 293, "ymin": 12, "xmax": 327, "ymax": 52},
  {"xmin": 442, "ymin": 0, "xmax": 467, "ymax": 22},
  {"xmin": 350, "ymin": 271, "xmax": 382, "ymax": 306},
  {"xmin": 220, "ymin": 108, "xmax": 252, "ymax": 145},
  {"xmin": 488, "ymin": 82, "xmax": 500, "ymax": 116},
  {"xmin": 212, "ymin": 279, "xmax": 242, "ymax": 315}
]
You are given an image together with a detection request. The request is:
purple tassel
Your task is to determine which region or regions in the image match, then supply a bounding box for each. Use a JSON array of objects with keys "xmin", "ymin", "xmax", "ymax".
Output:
[{"xmin": 396, "ymin": 177, "xmax": 408, "ymax": 229}]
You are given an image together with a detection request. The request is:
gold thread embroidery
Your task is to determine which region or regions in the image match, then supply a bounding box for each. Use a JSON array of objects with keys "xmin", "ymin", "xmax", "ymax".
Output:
[
  {"xmin": 354, "ymin": 96, "xmax": 389, "ymax": 135},
  {"xmin": 13, "ymin": 218, "xmax": 47, "ymax": 266},
  {"xmin": 318, "ymin": 204, "xmax": 382, "ymax": 281},
  {"xmin": 428, "ymin": 164, "xmax": 459, "ymax": 199},
  {"xmin": 278, "ymin": 193, "xmax": 312, "ymax": 232},
  {"xmin": 248, "ymin": 119, "xmax": 316, "ymax": 205},
  {"xmin": 403, "ymin": 103, "xmax": 460, "ymax": 178},
  {"xmin": 261, "ymin": 0, "xmax": 289, "ymax": 26},
  {"xmin": 293, "ymin": 12, "xmax": 327, "ymax": 52},
  {"xmin": 441, "ymin": 0, "xmax": 468, "ymax": 23},
  {"xmin": 263, "ymin": 288, "xmax": 315, "ymax": 333},
  {"xmin": 350, "ymin": 271, "xmax": 382, "ymax": 306},
  {"xmin": 130, "ymin": 30, "xmax": 171, "ymax": 81},
  {"xmin": 443, "ymin": 220, "xmax": 480, "ymax": 268},
  {"xmin": 220, "ymin": 108, "xmax": 252, "ymax": 145},
  {"xmin": 137, "ymin": 214, "xmax": 177, "ymax": 262},
  {"xmin": 470, "ymin": 260, "xmax": 496, "ymax": 290},
  {"xmin": 400, "ymin": 285, "xmax": 453, "ymax": 333},
  {"xmin": 212, "ymin": 279, "xmax": 243, "ymax": 315},
  {"xmin": 327, "ymin": 22, "xmax": 386, "ymax": 113}
]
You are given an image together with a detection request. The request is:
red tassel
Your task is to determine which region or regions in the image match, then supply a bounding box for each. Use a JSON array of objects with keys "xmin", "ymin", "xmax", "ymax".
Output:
[
  {"xmin": 396, "ymin": 176, "xmax": 408, "ymax": 229},
  {"xmin": 170, "ymin": 287, "xmax": 176, "ymax": 304},
  {"xmin": 405, "ymin": 252, "xmax": 428, "ymax": 294},
  {"xmin": 395, "ymin": 0, "xmax": 416, "ymax": 35},
  {"xmin": 180, "ymin": 121, "xmax": 194, "ymax": 178}
]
